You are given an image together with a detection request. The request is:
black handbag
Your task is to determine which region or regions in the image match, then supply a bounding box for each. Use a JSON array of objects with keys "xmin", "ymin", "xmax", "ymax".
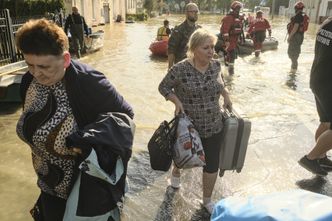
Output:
[{"xmin": 148, "ymin": 117, "xmax": 178, "ymax": 171}]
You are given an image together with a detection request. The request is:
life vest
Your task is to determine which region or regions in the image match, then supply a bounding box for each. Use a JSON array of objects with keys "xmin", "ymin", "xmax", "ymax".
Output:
[
  {"xmin": 301, "ymin": 14, "xmax": 309, "ymax": 32},
  {"xmin": 287, "ymin": 13, "xmax": 309, "ymax": 34},
  {"xmin": 230, "ymin": 16, "xmax": 243, "ymax": 35},
  {"xmin": 157, "ymin": 26, "xmax": 169, "ymax": 41},
  {"xmin": 221, "ymin": 13, "xmax": 243, "ymax": 37}
]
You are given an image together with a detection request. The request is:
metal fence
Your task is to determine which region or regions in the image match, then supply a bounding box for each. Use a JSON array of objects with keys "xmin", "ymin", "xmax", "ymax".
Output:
[
  {"xmin": 0, "ymin": 9, "xmax": 64, "ymax": 66},
  {"xmin": 0, "ymin": 9, "xmax": 19, "ymax": 65}
]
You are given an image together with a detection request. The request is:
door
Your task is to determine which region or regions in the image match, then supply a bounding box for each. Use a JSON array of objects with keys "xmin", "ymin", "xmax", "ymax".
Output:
[{"xmin": 103, "ymin": 4, "xmax": 110, "ymax": 23}]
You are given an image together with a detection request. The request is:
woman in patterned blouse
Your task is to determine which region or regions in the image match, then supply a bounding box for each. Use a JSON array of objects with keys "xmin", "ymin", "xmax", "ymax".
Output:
[{"xmin": 159, "ymin": 28, "xmax": 232, "ymax": 214}]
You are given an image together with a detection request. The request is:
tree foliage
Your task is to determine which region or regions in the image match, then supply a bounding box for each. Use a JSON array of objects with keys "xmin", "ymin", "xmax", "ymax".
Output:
[
  {"xmin": 142, "ymin": 0, "xmax": 290, "ymax": 14},
  {"xmin": 144, "ymin": 0, "xmax": 155, "ymax": 16},
  {"xmin": 1, "ymin": 0, "xmax": 64, "ymax": 17}
]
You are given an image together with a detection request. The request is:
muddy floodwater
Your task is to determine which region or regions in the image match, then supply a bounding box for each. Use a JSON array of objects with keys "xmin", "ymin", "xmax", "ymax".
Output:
[{"xmin": 0, "ymin": 14, "xmax": 329, "ymax": 221}]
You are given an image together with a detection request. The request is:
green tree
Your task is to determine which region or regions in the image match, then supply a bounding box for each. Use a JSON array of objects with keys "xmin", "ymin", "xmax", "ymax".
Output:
[
  {"xmin": 144, "ymin": 0, "xmax": 155, "ymax": 16},
  {"xmin": 218, "ymin": 0, "xmax": 232, "ymax": 13},
  {"xmin": 243, "ymin": 0, "xmax": 261, "ymax": 10},
  {"xmin": 2, "ymin": 0, "xmax": 64, "ymax": 17}
]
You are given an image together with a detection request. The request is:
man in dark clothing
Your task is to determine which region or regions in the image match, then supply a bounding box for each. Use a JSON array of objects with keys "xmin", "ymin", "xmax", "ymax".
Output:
[
  {"xmin": 298, "ymin": 17, "xmax": 332, "ymax": 177},
  {"xmin": 287, "ymin": 1, "xmax": 309, "ymax": 73},
  {"xmin": 64, "ymin": 6, "xmax": 89, "ymax": 58},
  {"xmin": 168, "ymin": 3, "xmax": 201, "ymax": 69}
]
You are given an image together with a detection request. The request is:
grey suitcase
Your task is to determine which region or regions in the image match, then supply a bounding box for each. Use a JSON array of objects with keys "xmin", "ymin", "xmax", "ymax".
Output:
[{"xmin": 219, "ymin": 109, "xmax": 251, "ymax": 177}]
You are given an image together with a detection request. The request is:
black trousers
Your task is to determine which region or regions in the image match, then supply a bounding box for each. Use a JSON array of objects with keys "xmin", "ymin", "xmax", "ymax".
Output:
[
  {"xmin": 31, "ymin": 192, "xmax": 66, "ymax": 221},
  {"xmin": 201, "ymin": 130, "xmax": 223, "ymax": 173}
]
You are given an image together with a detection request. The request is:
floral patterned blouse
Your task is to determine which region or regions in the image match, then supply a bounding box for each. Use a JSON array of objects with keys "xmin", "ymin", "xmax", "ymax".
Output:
[{"xmin": 159, "ymin": 59, "xmax": 225, "ymax": 138}]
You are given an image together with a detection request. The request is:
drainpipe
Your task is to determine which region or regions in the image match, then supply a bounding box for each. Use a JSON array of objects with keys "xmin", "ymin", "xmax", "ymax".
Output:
[
  {"xmin": 316, "ymin": 0, "xmax": 322, "ymax": 24},
  {"xmin": 272, "ymin": 0, "xmax": 275, "ymax": 20},
  {"xmin": 124, "ymin": 0, "xmax": 127, "ymax": 21}
]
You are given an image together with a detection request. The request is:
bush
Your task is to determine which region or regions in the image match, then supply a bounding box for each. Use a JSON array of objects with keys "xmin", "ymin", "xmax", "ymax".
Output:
[
  {"xmin": 136, "ymin": 13, "xmax": 148, "ymax": 21},
  {"xmin": 126, "ymin": 13, "xmax": 148, "ymax": 21},
  {"xmin": 2, "ymin": 0, "xmax": 64, "ymax": 17}
]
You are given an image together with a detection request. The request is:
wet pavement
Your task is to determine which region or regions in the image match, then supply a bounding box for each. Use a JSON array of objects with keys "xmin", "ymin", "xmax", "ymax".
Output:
[{"xmin": 0, "ymin": 14, "xmax": 331, "ymax": 221}]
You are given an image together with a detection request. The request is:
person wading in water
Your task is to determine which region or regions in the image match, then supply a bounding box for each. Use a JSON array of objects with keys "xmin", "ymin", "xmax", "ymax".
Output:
[{"xmin": 64, "ymin": 6, "xmax": 89, "ymax": 58}]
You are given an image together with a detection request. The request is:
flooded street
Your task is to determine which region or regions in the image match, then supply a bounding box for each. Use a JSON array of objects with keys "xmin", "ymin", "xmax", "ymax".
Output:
[{"xmin": 0, "ymin": 14, "xmax": 330, "ymax": 221}]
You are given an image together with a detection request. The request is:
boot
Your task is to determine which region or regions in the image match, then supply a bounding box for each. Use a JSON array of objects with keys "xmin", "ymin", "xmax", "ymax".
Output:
[
  {"xmin": 255, "ymin": 51, "xmax": 260, "ymax": 57},
  {"xmin": 291, "ymin": 58, "xmax": 298, "ymax": 71},
  {"xmin": 228, "ymin": 66, "xmax": 234, "ymax": 75}
]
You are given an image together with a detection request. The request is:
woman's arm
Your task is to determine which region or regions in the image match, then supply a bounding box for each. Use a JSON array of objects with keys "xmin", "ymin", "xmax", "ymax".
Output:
[
  {"xmin": 83, "ymin": 70, "xmax": 134, "ymax": 119},
  {"xmin": 158, "ymin": 66, "xmax": 183, "ymax": 115},
  {"xmin": 221, "ymin": 88, "xmax": 232, "ymax": 111},
  {"xmin": 166, "ymin": 93, "xmax": 184, "ymax": 115}
]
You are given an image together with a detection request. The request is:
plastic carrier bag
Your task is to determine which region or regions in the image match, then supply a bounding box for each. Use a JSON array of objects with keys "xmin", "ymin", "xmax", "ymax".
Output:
[
  {"xmin": 148, "ymin": 117, "xmax": 178, "ymax": 171},
  {"xmin": 173, "ymin": 114, "xmax": 206, "ymax": 169},
  {"xmin": 211, "ymin": 189, "xmax": 332, "ymax": 221}
]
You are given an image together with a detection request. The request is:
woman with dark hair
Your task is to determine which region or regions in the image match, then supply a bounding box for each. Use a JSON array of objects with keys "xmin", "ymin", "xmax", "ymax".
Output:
[{"xmin": 16, "ymin": 18, "xmax": 134, "ymax": 221}]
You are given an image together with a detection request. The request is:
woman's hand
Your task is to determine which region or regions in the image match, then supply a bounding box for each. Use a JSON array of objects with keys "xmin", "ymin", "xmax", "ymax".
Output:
[
  {"xmin": 167, "ymin": 93, "xmax": 184, "ymax": 115},
  {"xmin": 72, "ymin": 147, "xmax": 82, "ymax": 154},
  {"xmin": 174, "ymin": 100, "xmax": 184, "ymax": 115}
]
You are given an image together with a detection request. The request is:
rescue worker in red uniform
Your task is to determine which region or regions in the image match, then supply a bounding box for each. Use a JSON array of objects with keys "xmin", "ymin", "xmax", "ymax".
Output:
[
  {"xmin": 287, "ymin": 1, "xmax": 309, "ymax": 73},
  {"xmin": 220, "ymin": 1, "xmax": 243, "ymax": 75},
  {"xmin": 247, "ymin": 10, "xmax": 271, "ymax": 57}
]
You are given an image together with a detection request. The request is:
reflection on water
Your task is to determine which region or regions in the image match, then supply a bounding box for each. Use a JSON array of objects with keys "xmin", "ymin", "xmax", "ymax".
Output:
[
  {"xmin": 286, "ymin": 73, "xmax": 298, "ymax": 90},
  {"xmin": 296, "ymin": 176, "xmax": 332, "ymax": 196},
  {"xmin": 0, "ymin": 15, "xmax": 326, "ymax": 221}
]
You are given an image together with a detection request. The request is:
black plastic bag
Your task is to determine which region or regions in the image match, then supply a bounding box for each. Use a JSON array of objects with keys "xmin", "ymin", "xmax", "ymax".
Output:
[{"xmin": 148, "ymin": 117, "xmax": 178, "ymax": 171}]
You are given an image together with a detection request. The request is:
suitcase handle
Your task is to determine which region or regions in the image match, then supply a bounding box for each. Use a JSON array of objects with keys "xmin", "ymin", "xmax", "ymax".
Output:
[{"xmin": 221, "ymin": 108, "xmax": 239, "ymax": 118}]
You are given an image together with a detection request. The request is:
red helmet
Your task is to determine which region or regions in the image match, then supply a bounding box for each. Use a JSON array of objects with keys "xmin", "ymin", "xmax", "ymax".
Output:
[
  {"xmin": 294, "ymin": 1, "xmax": 305, "ymax": 10},
  {"xmin": 230, "ymin": 1, "xmax": 243, "ymax": 10}
]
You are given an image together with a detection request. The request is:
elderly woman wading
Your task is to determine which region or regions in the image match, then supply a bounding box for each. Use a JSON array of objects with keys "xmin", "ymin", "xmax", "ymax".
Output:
[{"xmin": 159, "ymin": 28, "xmax": 232, "ymax": 214}]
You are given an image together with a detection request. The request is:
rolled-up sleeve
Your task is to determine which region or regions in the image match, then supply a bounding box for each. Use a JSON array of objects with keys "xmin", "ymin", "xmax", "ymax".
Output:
[{"xmin": 158, "ymin": 67, "xmax": 178, "ymax": 100}]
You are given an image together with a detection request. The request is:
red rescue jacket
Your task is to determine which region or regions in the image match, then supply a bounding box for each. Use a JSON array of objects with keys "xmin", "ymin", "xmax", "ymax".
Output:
[
  {"xmin": 248, "ymin": 18, "xmax": 271, "ymax": 34},
  {"xmin": 221, "ymin": 13, "xmax": 243, "ymax": 38}
]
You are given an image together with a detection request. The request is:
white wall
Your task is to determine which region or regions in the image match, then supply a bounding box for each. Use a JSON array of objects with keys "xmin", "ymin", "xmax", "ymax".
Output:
[
  {"xmin": 127, "ymin": 0, "xmax": 137, "ymax": 14},
  {"xmin": 319, "ymin": 0, "xmax": 332, "ymax": 16},
  {"xmin": 64, "ymin": 0, "xmax": 102, "ymax": 27},
  {"xmin": 288, "ymin": 0, "xmax": 322, "ymax": 23},
  {"xmin": 113, "ymin": 0, "xmax": 126, "ymax": 21}
]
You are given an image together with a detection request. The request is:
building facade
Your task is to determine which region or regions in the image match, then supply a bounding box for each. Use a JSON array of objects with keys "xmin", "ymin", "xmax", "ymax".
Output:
[
  {"xmin": 318, "ymin": 0, "xmax": 332, "ymax": 23},
  {"xmin": 64, "ymin": 0, "xmax": 102, "ymax": 26},
  {"xmin": 287, "ymin": 0, "xmax": 332, "ymax": 24},
  {"xmin": 64, "ymin": 0, "xmax": 140, "ymax": 26}
]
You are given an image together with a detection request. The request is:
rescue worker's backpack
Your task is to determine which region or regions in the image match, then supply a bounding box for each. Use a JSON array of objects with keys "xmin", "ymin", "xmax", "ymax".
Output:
[
  {"xmin": 300, "ymin": 14, "xmax": 309, "ymax": 32},
  {"xmin": 287, "ymin": 13, "xmax": 309, "ymax": 34}
]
